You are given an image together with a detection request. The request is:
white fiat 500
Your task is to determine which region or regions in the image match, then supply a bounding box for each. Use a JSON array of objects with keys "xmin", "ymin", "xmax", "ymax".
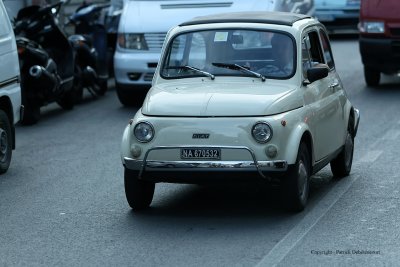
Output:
[{"xmin": 121, "ymin": 11, "xmax": 360, "ymax": 212}]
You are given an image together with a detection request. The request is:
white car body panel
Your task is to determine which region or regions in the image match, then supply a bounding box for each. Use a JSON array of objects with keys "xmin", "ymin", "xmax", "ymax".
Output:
[{"xmin": 0, "ymin": 0, "xmax": 22, "ymax": 125}]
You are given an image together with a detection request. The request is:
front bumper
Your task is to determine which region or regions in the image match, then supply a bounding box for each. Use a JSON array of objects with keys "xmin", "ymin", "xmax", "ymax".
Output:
[
  {"xmin": 113, "ymin": 49, "xmax": 159, "ymax": 86},
  {"xmin": 123, "ymin": 145, "xmax": 288, "ymax": 182},
  {"xmin": 359, "ymin": 36, "xmax": 400, "ymax": 74}
]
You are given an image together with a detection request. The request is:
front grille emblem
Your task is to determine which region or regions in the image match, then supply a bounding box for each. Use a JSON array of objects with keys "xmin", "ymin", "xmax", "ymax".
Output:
[{"xmin": 192, "ymin": 133, "xmax": 210, "ymax": 139}]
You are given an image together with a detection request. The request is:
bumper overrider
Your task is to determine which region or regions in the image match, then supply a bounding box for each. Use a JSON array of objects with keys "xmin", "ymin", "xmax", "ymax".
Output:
[{"xmin": 123, "ymin": 145, "xmax": 288, "ymax": 182}]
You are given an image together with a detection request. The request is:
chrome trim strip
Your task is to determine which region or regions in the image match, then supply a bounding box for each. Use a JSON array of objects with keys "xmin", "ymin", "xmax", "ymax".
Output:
[
  {"xmin": 124, "ymin": 145, "xmax": 288, "ymax": 180},
  {"xmin": 0, "ymin": 76, "xmax": 19, "ymax": 89},
  {"xmin": 353, "ymin": 108, "xmax": 360, "ymax": 137}
]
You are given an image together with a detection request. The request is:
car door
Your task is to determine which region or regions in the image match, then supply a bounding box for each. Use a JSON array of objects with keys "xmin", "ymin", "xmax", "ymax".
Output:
[{"xmin": 301, "ymin": 28, "xmax": 343, "ymax": 162}]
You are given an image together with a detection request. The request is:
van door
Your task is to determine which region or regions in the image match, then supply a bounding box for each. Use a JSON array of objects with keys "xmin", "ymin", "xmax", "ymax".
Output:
[{"xmin": 0, "ymin": 1, "xmax": 19, "ymax": 87}]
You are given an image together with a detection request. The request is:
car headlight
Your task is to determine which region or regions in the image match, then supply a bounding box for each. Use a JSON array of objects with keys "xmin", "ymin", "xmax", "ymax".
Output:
[
  {"xmin": 133, "ymin": 121, "xmax": 154, "ymax": 142},
  {"xmin": 252, "ymin": 122, "xmax": 273, "ymax": 143},
  {"xmin": 118, "ymin": 33, "xmax": 148, "ymax": 50},
  {"xmin": 358, "ymin": 21, "xmax": 385, "ymax": 34}
]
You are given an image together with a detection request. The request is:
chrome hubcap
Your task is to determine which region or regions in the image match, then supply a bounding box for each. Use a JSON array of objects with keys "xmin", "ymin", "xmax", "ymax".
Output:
[
  {"xmin": 298, "ymin": 159, "xmax": 308, "ymax": 200},
  {"xmin": 0, "ymin": 128, "xmax": 7, "ymax": 161}
]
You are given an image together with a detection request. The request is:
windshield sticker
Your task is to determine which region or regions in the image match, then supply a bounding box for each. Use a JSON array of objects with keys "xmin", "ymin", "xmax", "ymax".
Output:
[{"xmin": 214, "ymin": 32, "xmax": 228, "ymax": 42}]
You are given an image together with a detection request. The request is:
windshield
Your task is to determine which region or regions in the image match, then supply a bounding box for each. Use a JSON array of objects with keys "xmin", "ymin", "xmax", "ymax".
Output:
[{"xmin": 161, "ymin": 29, "xmax": 295, "ymax": 80}]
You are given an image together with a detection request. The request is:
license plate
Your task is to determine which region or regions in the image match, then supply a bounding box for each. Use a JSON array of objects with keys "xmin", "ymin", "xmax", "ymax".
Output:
[
  {"xmin": 317, "ymin": 14, "xmax": 335, "ymax": 22},
  {"xmin": 181, "ymin": 148, "xmax": 221, "ymax": 160}
]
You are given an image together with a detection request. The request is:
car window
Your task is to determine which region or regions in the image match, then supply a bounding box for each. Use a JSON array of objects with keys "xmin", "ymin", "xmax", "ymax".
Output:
[
  {"xmin": 319, "ymin": 29, "xmax": 335, "ymax": 69},
  {"xmin": 302, "ymin": 30, "xmax": 325, "ymax": 79},
  {"xmin": 161, "ymin": 29, "xmax": 295, "ymax": 80}
]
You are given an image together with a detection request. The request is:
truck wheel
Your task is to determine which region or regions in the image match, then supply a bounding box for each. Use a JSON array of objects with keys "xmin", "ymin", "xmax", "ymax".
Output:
[
  {"xmin": 124, "ymin": 168, "xmax": 155, "ymax": 210},
  {"xmin": 282, "ymin": 142, "xmax": 310, "ymax": 212},
  {"xmin": 364, "ymin": 67, "xmax": 380, "ymax": 87},
  {"xmin": 0, "ymin": 110, "xmax": 12, "ymax": 174},
  {"xmin": 330, "ymin": 129, "xmax": 354, "ymax": 178}
]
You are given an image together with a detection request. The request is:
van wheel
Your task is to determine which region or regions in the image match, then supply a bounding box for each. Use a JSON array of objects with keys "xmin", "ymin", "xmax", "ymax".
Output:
[
  {"xmin": 330, "ymin": 129, "xmax": 354, "ymax": 178},
  {"xmin": 364, "ymin": 67, "xmax": 380, "ymax": 87},
  {"xmin": 124, "ymin": 168, "xmax": 155, "ymax": 210},
  {"xmin": 116, "ymin": 84, "xmax": 135, "ymax": 106},
  {"xmin": 282, "ymin": 142, "xmax": 310, "ymax": 212},
  {"xmin": 0, "ymin": 110, "xmax": 12, "ymax": 174}
]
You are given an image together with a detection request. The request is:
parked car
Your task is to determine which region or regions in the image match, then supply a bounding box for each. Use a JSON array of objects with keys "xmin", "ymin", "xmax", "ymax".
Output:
[
  {"xmin": 0, "ymin": 0, "xmax": 23, "ymax": 174},
  {"xmin": 114, "ymin": 0, "xmax": 314, "ymax": 106},
  {"xmin": 314, "ymin": 0, "xmax": 360, "ymax": 33},
  {"xmin": 120, "ymin": 11, "xmax": 360, "ymax": 212},
  {"xmin": 359, "ymin": 0, "xmax": 400, "ymax": 86}
]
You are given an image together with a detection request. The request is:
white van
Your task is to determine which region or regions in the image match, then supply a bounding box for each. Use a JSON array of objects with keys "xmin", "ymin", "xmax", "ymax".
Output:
[
  {"xmin": 0, "ymin": 0, "xmax": 22, "ymax": 174},
  {"xmin": 113, "ymin": 0, "xmax": 314, "ymax": 105}
]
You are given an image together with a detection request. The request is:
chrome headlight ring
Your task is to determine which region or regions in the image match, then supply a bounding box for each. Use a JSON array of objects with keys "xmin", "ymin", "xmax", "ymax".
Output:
[
  {"xmin": 133, "ymin": 121, "xmax": 154, "ymax": 143},
  {"xmin": 252, "ymin": 122, "xmax": 273, "ymax": 143}
]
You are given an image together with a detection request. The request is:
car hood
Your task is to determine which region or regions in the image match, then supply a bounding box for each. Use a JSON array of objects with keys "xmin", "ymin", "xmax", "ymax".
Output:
[
  {"xmin": 120, "ymin": 0, "xmax": 275, "ymax": 33},
  {"xmin": 141, "ymin": 81, "xmax": 303, "ymax": 117}
]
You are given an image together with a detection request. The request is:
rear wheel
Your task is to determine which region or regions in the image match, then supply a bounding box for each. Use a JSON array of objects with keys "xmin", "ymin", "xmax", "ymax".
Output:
[
  {"xmin": 124, "ymin": 168, "xmax": 155, "ymax": 210},
  {"xmin": 364, "ymin": 66, "xmax": 380, "ymax": 87},
  {"xmin": 282, "ymin": 142, "xmax": 310, "ymax": 212},
  {"xmin": 0, "ymin": 110, "xmax": 12, "ymax": 174},
  {"xmin": 330, "ymin": 129, "xmax": 354, "ymax": 178}
]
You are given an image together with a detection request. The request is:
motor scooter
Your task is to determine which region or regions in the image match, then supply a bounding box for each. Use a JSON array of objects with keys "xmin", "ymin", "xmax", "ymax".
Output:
[
  {"xmin": 68, "ymin": 2, "xmax": 109, "ymax": 98},
  {"xmin": 14, "ymin": 1, "xmax": 78, "ymax": 125}
]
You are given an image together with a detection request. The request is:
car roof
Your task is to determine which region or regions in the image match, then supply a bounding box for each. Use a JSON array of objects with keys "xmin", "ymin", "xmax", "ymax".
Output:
[{"xmin": 179, "ymin": 11, "xmax": 311, "ymax": 27}]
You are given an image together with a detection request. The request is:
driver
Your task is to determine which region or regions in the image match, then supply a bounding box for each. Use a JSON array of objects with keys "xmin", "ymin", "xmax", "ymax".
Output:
[{"xmin": 258, "ymin": 33, "xmax": 294, "ymax": 77}]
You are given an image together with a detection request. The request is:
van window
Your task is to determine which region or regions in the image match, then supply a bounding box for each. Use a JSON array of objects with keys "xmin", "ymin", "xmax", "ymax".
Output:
[{"xmin": 0, "ymin": 3, "xmax": 11, "ymax": 37}]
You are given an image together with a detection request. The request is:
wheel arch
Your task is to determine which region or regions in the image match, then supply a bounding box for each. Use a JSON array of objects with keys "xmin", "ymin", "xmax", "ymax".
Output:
[{"xmin": 0, "ymin": 96, "xmax": 15, "ymax": 149}]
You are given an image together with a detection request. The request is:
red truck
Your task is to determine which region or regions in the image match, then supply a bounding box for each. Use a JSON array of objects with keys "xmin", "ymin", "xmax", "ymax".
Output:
[{"xmin": 359, "ymin": 0, "xmax": 400, "ymax": 86}]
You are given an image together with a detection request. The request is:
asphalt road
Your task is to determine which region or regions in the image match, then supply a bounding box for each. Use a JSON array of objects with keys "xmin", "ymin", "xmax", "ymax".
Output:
[{"xmin": 1, "ymin": 37, "xmax": 400, "ymax": 266}]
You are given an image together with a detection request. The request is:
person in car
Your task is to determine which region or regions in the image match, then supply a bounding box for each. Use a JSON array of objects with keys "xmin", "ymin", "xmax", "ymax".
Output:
[{"xmin": 258, "ymin": 33, "xmax": 294, "ymax": 77}]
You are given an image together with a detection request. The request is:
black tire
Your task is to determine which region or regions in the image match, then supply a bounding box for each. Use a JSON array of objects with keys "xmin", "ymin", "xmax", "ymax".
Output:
[
  {"xmin": 97, "ymin": 79, "xmax": 108, "ymax": 96},
  {"xmin": 0, "ymin": 110, "xmax": 12, "ymax": 174},
  {"xmin": 57, "ymin": 89, "xmax": 76, "ymax": 110},
  {"xmin": 124, "ymin": 168, "xmax": 155, "ymax": 210},
  {"xmin": 20, "ymin": 102, "xmax": 40, "ymax": 125},
  {"xmin": 74, "ymin": 65, "xmax": 84, "ymax": 104},
  {"xmin": 364, "ymin": 66, "xmax": 380, "ymax": 87},
  {"xmin": 282, "ymin": 142, "xmax": 310, "ymax": 212},
  {"xmin": 330, "ymin": 129, "xmax": 354, "ymax": 178},
  {"xmin": 116, "ymin": 84, "xmax": 135, "ymax": 106}
]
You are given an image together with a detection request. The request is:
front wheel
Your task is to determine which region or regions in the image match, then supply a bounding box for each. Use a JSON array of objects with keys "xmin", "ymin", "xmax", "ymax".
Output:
[
  {"xmin": 364, "ymin": 66, "xmax": 380, "ymax": 87},
  {"xmin": 0, "ymin": 110, "xmax": 12, "ymax": 174},
  {"xmin": 124, "ymin": 168, "xmax": 155, "ymax": 210},
  {"xmin": 330, "ymin": 129, "xmax": 354, "ymax": 178},
  {"xmin": 282, "ymin": 142, "xmax": 310, "ymax": 212}
]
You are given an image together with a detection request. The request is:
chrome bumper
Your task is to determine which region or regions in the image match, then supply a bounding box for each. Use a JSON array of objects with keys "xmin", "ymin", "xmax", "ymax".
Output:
[{"xmin": 123, "ymin": 145, "xmax": 288, "ymax": 181}]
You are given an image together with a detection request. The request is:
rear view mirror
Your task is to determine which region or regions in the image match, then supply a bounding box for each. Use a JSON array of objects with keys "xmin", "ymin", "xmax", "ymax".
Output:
[{"xmin": 306, "ymin": 65, "xmax": 329, "ymax": 84}]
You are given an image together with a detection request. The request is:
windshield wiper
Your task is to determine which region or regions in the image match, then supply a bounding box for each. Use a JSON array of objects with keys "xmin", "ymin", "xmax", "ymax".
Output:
[
  {"xmin": 166, "ymin": 65, "xmax": 215, "ymax": 80},
  {"xmin": 212, "ymin": 62, "xmax": 266, "ymax": 82}
]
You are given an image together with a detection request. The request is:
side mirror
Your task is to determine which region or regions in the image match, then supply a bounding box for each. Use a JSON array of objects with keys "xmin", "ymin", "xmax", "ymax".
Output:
[{"xmin": 306, "ymin": 65, "xmax": 329, "ymax": 84}]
